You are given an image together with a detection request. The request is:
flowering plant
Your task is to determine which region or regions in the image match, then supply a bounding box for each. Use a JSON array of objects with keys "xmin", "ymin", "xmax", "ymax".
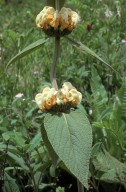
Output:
[
  {"xmin": 34, "ymin": 2, "xmax": 92, "ymax": 190},
  {"xmin": 7, "ymin": 0, "xmax": 115, "ymax": 191}
]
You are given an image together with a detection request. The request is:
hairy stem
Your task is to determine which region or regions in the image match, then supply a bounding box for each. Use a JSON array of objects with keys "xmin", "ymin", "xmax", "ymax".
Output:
[
  {"xmin": 77, "ymin": 180, "xmax": 84, "ymax": 192},
  {"xmin": 50, "ymin": 0, "xmax": 60, "ymax": 90},
  {"xmin": 50, "ymin": 36, "xmax": 60, "ymax": 90},
  {"xmin": 55, "ymin": 0, "xmax": 59, "ymax": 11}
]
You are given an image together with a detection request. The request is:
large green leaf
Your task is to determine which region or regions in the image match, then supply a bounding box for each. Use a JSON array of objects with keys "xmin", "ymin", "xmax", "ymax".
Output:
[
  {"xmin": 2, "ymin": 172, "xmax": 20, "ymax": 192},
  {"xmin": 90, "ymin": 67, "xmax": 108, "ymax": 120},
  {"xmin": 41, "ymin": 123, "xmax": 59, "ymax": 167},
  {"xmin": 7, "ymin": 38, "xmax": 48, "ymax": 68},
  {"xmin": 66, "ymin": 37, "xmax": 116, "ymax": 72},
  {"xmin": 101, "ymin": 169, "xmax": 126, "ymax": 188},
  {"xmin": 44, "ymin": 109, "xmax": 92, "ymax": 188},
  {"xmin": 92, "ymin": 144, "xmax": 126, "ymax": 188}
]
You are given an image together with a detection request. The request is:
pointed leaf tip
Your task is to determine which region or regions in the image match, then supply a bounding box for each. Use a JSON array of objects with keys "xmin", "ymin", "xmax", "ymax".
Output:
[
  {"xmin": 66, "ymin": 37, "xmax": 117, "ymax": 73},
  {"xmin": 6, "ymin": 38, "xmax": 48, "ymax": 69}
]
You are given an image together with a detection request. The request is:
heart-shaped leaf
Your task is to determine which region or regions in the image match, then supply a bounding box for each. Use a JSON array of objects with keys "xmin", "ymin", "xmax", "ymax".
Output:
[{"xmin": 44, "ymin": 108, "xmax": 92, "ymax": 188}]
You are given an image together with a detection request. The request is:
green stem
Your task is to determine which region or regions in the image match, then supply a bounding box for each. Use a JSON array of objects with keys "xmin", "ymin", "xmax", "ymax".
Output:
[
  {"xmin": 50, "ymin": 36, "xmax": 60, "ymax": 90},
  {"xmin": 77, "ymin": 180, "xmax": 84, "ymax": 192},
  {"xmin": 50, "ymin": 0, "xmax": 60, "ymax": 90},
  {"xmin": 55, "ymin": 0, "xmax": 59, "ymax": 11}
]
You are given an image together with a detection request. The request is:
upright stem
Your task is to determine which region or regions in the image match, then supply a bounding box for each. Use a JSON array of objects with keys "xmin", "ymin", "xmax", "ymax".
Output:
[
  {"xmin": 77, "ymin": 180, "xmax": 84, "ymax": 192},
  {"xmin": 51, "ymin": 2, "xmax": 83, "ymax": 192},
  {"xmin": 50, "ymin": 0, "xmax": 60, "ymax": 90},
  {"xmin": 50, "ymin": 36, "xmax": 60, "ymax": 90},
  {"xmin": 55, "ymin": 0, "xmax": 59, "ymax": 11}
]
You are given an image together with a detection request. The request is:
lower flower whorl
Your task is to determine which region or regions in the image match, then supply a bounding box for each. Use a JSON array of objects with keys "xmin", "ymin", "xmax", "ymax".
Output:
[{"xmin": 35, "ymin": 82, "xmax": 82, "ymax": 112}]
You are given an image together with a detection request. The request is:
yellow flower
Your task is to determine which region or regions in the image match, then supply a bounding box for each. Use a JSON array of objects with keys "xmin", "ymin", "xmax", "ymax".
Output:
[
  {"xmin": 49, "ymin": 10, "xmax": 59, "ymax": 29},
  {"xmin": 59, "ymin": 8, "xmax": 80, "ymax": 31},
  {"xmin": 35, "ymin": 87, "xmax": 58, "ymax": 111},
  {"xmin": 36, "ymin": 6, "xmax": 56, "ymax": 29},
  {"xmin": 61, "ymin": 82, "xmax": 75, "ymax": 92},
  {"xmin": 59, "ymin": 7, "xmax": 70, "ymax": 30},
  {"xmin": 60, "ymin": 82, "xmax": 74, "ymax": 103},
  {"xmin": 35, "ymin": 82, "xmax": 82, "ymax": 111},
  {"xmin": 68, "ymin": 89, "xmax": 82, "ymax": 107},
  {"xmin": 68, "ymin": 11, "xmax": 81, "ymax": 30},
  {"xmin": 36, "ymin": 6, "xmax": 80, "ymax": 36},
  {"xmin": 60, "ymin": 82, "xmax": 82, "ymax": 107}
]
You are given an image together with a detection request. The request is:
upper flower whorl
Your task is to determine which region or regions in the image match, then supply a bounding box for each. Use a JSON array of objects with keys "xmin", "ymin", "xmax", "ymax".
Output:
[{"xmin": 36, "ymin": 6, "xmax": 80, "ymax": 36}]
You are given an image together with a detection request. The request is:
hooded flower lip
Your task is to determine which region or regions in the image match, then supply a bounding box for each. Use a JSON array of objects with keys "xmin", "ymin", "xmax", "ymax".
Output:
[
  {"xmin": 60, "ymin": 82, "xmax": 82, "ymax": 107},
  {"xmin": 35, "ymin": 82, "xmax": 82, "ymax": 112},
  {"xmin": 36, "ymin": 6, "xmax": 80, "ymax": 36},
  {"xmin": 35, "ymin": 87, "xmax": 58, "ymax": 111}
]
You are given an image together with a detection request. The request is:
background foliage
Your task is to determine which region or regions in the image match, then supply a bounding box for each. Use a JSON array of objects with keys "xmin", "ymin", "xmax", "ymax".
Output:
[{"xmin": 0, "ymin": 0, "xmax": 126, "ymax": 191}]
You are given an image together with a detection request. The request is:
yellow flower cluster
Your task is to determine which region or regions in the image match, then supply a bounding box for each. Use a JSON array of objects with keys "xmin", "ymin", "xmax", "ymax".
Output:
[
  {"xmin": 36, "ymin": 6, "xmax": 80, "ymax": 36},
  {"xmin": 35, "ymin": 82, "xmax": 82, "ymax": 111}
]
